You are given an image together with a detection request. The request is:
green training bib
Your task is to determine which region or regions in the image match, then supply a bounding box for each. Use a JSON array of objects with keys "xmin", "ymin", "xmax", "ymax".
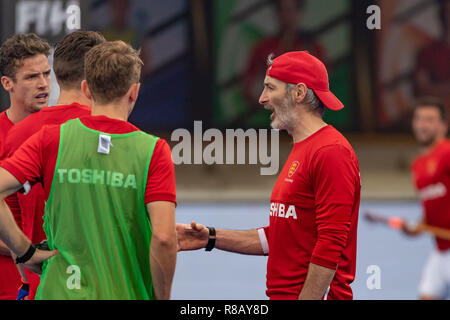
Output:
[{"xmin": 35, "ymin": 118, "xmax": 158, "ymax": 300}]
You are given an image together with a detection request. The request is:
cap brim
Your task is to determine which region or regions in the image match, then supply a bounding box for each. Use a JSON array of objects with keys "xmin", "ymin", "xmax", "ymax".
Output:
[{"xmin": 313, "ymin": 89, "xmax": 344, "ymax": 111}]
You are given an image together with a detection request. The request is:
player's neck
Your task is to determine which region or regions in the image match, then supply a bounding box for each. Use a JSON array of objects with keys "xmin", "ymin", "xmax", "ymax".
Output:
[
  {"xmin": 56, "ymin": 89, "xmax": 90, "ymax": 107},
  {"xmin": 291, "ymin": 113, "xmax": 328, "ymax": 144},
  {"xmin": 91, "ymin": 101, "xmax": 130, "ymax": 122},
  {"xmin": 6, "ymin": 100, "xmax": 34, "ymax": 124},
  {"xmin": 419, "ymin": 137, "xmax": 445, "ymax": 155}
]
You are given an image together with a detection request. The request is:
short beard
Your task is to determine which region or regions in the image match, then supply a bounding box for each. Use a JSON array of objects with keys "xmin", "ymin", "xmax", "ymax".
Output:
[
  {"xmin": 415, "ymin": 134, "xmax": 439, "ymax": 148},
  {"xmin": 270, "ymin": 95, "xmax": 295, "ymax": 133}
]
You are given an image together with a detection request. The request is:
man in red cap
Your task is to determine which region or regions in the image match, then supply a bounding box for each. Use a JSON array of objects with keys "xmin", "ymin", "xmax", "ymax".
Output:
[{"xmin": 177, "ymin": 51, "xmax": 360, "ymax": 300}]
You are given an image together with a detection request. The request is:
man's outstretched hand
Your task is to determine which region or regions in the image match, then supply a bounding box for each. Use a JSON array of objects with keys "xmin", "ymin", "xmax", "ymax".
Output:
[
  {"xmin": 176, "ymin": 222, "xmax": 209, "ymax": 252},
  {"xmin": 24, "ymin": 248, "xmax": 59, "ymax": 275}
]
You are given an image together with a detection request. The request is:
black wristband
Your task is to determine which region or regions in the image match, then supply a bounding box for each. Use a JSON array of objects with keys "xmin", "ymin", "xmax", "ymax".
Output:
[
  {"xmin": 205, "ymin": 227, "xmax": 216, "ymax": 251},
  {"xmin": 15, "ymin": 244, "xmax": 36, "ymax": 264}
]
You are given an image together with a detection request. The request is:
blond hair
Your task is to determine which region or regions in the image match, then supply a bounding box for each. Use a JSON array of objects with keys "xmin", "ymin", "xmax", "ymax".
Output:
[{"xmin": 84, "ymin": 41, "xmax": 142, "ymax": 104}]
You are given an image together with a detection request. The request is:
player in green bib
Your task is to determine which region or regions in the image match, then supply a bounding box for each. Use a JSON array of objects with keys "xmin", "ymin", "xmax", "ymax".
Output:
[
  {"xmin": 0, "ymin": 41, "xmax": 177, "ymax": 299},
  {"xmin": 35, "ymin": 118, "xmax": 159, "ymax": 299}
]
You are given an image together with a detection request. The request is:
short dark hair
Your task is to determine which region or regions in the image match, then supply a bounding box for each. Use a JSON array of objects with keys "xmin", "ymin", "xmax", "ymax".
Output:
[
  {"xmin": 413, "ymin": 96, "xmax": 448, "ymax": 122},
  {"xmin": 53, "ymin": 31, "xmax": 106, "ymax": 89},
  {"xmin": 0, "ymin": 33, "xmax": 50, "ymax": 80}
]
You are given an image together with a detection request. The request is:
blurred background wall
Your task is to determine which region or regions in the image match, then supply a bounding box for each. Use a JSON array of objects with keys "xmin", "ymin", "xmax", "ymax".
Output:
[{"xmin": 2, "ymin": 0, "xmax": 448, "ymax": 201}]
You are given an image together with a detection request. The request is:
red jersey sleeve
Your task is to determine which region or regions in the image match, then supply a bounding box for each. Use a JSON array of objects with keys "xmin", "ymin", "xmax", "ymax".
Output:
[
  {"xmin": 310, "ymin": 145, "xmax": 358, "ymax": 270},
  {"xmin": 144, "ymin": 139, "xmax": 176, "ymax": 205},
  {"xmin": 0, "ymin": 127, "xmax": 50, "ymax": 187}
]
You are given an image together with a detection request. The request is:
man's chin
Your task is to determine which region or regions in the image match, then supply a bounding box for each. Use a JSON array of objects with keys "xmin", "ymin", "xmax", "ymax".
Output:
[
  {"xmin": 271, "ymin": 121, "xmax": 292, "ymax": 135},
  {"xmin": 416, "ymin": 137, "xmax": 437, "ymax": 148},
  {"xmin": 31, "ymin": 103, "xmax": 48, "ymax": 112},
  {"xmin": 270, "ymin": 121, "xmax": 284, "ymax": 131}
]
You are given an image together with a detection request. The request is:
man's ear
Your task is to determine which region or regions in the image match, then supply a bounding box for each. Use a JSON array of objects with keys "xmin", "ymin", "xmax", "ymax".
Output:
[
  {"xmin": 81, "ymin": 80, "xmax": 92, "ymax": 100},
  {"xmin": 294, "ymin": 83, "xmax": 308, "ymax": 104},
  {"xmin": 1, "ymin": 76, "xmax": 14, "ymax": 92},
  {"xmin": 129, "ymin": 82, "xmax": 141, "ymax": 103}
]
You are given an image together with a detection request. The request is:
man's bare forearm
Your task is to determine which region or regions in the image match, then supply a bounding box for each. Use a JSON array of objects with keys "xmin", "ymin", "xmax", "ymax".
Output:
[
  {"xmin": 298, "ymin": 263, "xmax": 336, "ymax": 300},
  {"xmin": 150, "ymin": 235, "xmax": 177, "ymax": 300},
  {"xmin": 0, "ymin": 239, "xmax": 11, "ymax": 256},
  {"xmin": 215, "ymin": 229, "xmax": 265, "ymax": 255}
]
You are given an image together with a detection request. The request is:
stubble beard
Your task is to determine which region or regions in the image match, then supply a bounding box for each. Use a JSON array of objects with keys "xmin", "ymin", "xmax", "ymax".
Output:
[{"xmin": 270, "ymin": 96, "xmax": 295, "ymax": 134}]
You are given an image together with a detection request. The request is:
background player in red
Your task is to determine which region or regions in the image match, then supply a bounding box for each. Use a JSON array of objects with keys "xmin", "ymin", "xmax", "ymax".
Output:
[
  {"xmin": 0, "ymin": 33, "xmax": 51, "ymax": 300},
  {"xmin": 402, "ymin": 97, "xmax": 450, "ymax": 300},
  {"xmin": 1, "ymin": 31, "xmax": 105, "ymax": 300},
  {"xmin": 177, "ymin": 51, "xmax": 360, "ymax": 300},
  {"xmin": 243, "ymin": 0, "xmax": 327, "ymax": 111},
  {"xmin": 0, "ymin": 40, "xmax": 177, "ymax": 299}
]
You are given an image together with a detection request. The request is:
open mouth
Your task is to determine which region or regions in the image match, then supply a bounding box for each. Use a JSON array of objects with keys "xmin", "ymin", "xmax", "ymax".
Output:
[
  {"xmin": 264, "ymin": 105, "xmax": 275, "ymax": 119},
  {"xmin": 35, "ymin": 93, "xmax": 49, "ymax": 101}
]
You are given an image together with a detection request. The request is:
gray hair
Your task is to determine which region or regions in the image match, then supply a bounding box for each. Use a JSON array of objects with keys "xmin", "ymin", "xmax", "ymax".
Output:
[
  {"xmin": 267, "ymin": 53, "xmax": 275, "ymax": 66},
  {"xmin": 286, "ymin": 84, "xmax": 325, "ymax": 116}
]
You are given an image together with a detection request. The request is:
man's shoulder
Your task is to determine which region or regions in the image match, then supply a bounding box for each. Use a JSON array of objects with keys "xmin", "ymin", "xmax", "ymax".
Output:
[
  {"xmin": 435, "ymin": 139, "xmax": 450, "ymax": 159},
  {"xmin": 10, "ymin": 123, "xmax": 61, "ymax": 154},
  {"xmin": 0, "ymin": 111, "xmax": 14, "ymax": 139},
  {"xmin": 411, "ymin": 139, "xmax": 450, "ymax": 168},
  {"xmin": 41, "ymin": 104, "xmax": 91, "ymax": 122},
  {"xmin": 5, "ymin": 109, "xmax": 49, "ymax": 150},
  {"xmin": 311, "ymin": 126, "xmax": 356, "ymax": 156},
  {"xmin": 439, "ymin": 139, "xmax": 450, "ymax": 149}
]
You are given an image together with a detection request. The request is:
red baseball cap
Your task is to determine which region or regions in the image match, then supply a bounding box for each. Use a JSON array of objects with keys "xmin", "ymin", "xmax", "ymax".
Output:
[{"xmin": 266, "ymin": 51, "xmax": 344, "ymax": 111}]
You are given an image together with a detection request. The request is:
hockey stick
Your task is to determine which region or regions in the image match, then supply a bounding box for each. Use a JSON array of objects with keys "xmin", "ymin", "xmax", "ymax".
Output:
[{"xmin": 364, "ymin": 210, "xmax": 450, "ymax": 241}]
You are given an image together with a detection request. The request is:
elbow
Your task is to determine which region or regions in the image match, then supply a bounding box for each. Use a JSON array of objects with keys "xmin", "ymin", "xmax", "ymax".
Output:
[{"xmin": 152, "ymin": 230, "xmax": 177, "ymax": 248}]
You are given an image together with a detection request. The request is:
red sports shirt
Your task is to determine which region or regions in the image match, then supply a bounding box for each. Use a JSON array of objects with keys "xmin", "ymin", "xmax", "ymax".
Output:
[
  {"xmin": 411, "ymin": 139, "xmax": 450, "ymax": 251},
  {"xmin": 260, "ymin": 125, "xmax": 360, "ymax": 300},
  {"xmin": 1, "ymin": 103, "xmax": 91, "ymax": 300},
  {"xmin": 0, "ymin": 110, "xmax": 21, "ymax": 300},
  {"xmin": 2, "ymin": 103, "xmax": 91, "ymax": 244}
]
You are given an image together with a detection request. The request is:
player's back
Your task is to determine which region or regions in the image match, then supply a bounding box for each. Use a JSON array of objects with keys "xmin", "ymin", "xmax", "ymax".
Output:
[
  {"xmin": 2, "ymin": 103, "xmax": 91, "ymax": 300},
  {"xmin": 2, "ymin": 102, "xmax": 91, "ymax": 243},
  {"xmin": 36, "ymin": 118, "xmax": 159, "ymax": 299}
]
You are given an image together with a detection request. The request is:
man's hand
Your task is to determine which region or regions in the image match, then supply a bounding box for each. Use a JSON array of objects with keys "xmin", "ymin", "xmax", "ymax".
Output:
[
  {"xmin": 176, "ymin": 222, "xmax": 209, "ymax": 251},
  {"xmin": 401, "ymin": 222, "xmax": 423, "ymax": 236},
  {"xmin": 24, "ymin": 248, "xmax": 59, "ymax": 275}
]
